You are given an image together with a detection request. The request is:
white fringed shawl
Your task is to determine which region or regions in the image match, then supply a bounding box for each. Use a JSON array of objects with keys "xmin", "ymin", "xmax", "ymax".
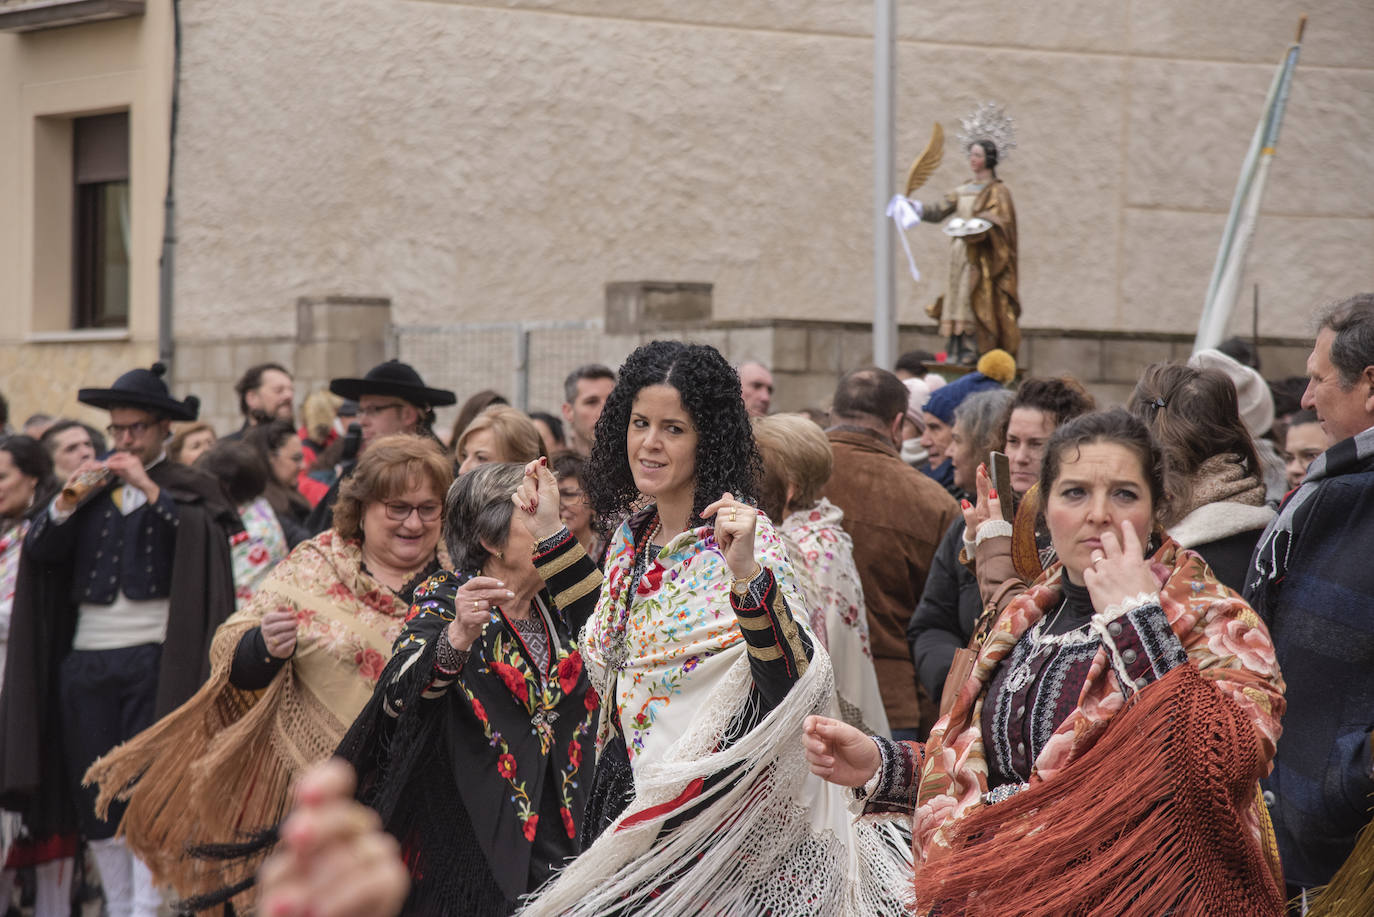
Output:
[{"xmin": 519, "ymin": 516, "xmax": 911, "ymax": 916}]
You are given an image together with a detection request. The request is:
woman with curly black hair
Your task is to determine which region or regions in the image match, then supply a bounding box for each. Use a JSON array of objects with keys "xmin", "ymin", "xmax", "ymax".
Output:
[{"xmin": 522, "ymin": 341, "xmax": 909, "ymax": 917}]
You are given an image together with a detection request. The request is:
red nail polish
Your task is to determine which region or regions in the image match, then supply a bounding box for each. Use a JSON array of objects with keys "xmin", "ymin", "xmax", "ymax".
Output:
[
  {"xmin": 961, "ymin": 499, "xmax": 971, "ymax": 509},
  {"xmin": 988, "ymin": 489, "xmax": 997, "ymax": 501}
]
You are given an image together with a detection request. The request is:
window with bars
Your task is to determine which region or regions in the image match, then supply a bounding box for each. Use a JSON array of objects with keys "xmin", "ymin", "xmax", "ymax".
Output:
[{"xmin": 72, "ymin": 112, "xmax": 130, "ymax": 329}]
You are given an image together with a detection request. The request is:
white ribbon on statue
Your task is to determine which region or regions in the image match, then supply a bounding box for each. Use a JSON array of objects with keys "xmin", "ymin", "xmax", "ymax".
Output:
[{"xmin": 886, "ymin": 194, "xmax": 924, "ymax": 282}]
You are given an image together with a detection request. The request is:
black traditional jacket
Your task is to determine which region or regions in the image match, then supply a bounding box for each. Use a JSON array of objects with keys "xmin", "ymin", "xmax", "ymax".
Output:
[{"xmin": 338, "ymin": 527, "xmax": 602, "ymax": 916}]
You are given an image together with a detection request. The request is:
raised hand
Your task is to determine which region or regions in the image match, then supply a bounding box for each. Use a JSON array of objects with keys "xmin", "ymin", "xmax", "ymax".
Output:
[
  {"xmin": 959, "ymin": 463, "xmax": 1004, "ymax": 536},
  {"xmin": 701, "ymin": 492, "xmax": 759, "ymax": 582},
  {"xmin": 803, "ymin": 715, "xmax": 881, "ymax": 788},
  {"xmin": 513, "ymin": 457, "xmax": 565, "ymax": 541},
  {"xmin": 1082, "ymin": 520, "xmax": 1160, "ymax": 614},
  {"xmin": 258, "ymin": 759, "xmax": 408, "ymax": 917}
]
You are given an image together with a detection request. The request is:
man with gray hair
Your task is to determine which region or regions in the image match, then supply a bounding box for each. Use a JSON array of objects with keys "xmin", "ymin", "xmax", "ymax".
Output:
[
  {"xmin": 561, "ymin": 364, "xmax": 616, "ymax": 457},
  {"xmin": 1244, "ymin": 292, "xmax": 1374, "ymax": 903},
  {"xmin": 737, "ymin": 361, "xmax": 774, "ymax": 417}
]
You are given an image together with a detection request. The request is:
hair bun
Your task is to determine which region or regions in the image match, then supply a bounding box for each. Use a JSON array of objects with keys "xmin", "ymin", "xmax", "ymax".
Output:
[
  {"xmin": 150, "ymin": 362, "xmax": 168, "ymax": 378},
  {"xmin": 184, "ymin": 394, "xmax": 201, "ymax": 413}
]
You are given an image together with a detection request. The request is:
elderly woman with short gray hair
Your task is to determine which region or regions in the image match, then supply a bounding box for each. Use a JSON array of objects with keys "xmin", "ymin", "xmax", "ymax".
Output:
[{"xmin": 337, "ymin": 458, "xmax": 602, "ymax": 917}]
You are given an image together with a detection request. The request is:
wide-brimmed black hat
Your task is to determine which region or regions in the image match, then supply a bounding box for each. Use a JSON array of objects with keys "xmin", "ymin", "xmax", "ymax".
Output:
[
  {"xmin": 78, "ymin": 362, "xmax": 200, "ymax": 421},
  {"xmin": 329, "ymin": 360, "xmax": 456, "ymax": 407}
]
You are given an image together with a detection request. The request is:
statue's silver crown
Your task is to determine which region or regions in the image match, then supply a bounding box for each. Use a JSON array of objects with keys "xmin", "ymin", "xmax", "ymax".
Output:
[{"xmin": 957, "ymin": 102, "xmax": 1017, "ymax": 161}]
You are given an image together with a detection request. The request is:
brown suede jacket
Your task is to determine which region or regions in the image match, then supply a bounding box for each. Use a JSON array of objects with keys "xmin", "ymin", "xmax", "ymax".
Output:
[{"xmin": 820, "ymin": 427, "xmax": 960, "ymax": 733}]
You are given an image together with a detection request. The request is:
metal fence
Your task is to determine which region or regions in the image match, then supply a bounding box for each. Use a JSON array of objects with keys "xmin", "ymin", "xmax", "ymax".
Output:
[{"xmin": 389, "ymin": 318, "xmax": 640, "ymax": 440}]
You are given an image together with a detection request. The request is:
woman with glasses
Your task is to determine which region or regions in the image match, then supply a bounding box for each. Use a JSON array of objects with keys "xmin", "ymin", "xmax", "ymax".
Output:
[
  {"xmin": 335, "ymin": 458, "xmax": 602, "ymax": 915},
  {"xmin": 86, "ymin": 434, "xmax": 453, "ymax": 910},
  {"xmin": 549, "ymin": 450, "xmax": 606, "ymax": 566}
]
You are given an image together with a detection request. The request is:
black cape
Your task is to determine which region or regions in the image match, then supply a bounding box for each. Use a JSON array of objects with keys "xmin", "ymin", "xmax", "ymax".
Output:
[{"xmin": 0, "ymin": 461, "xmax": 238, "ymax": 836}]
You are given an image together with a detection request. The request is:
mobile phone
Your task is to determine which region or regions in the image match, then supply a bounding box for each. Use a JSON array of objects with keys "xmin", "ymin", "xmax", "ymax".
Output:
[{"xmin": 989, "ymin": 451, "xmax": 1013, "ymax": 522}]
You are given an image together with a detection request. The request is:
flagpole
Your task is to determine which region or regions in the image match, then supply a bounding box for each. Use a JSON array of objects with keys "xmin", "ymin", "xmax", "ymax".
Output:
[{"xmin": 1194, "ymin": 16, "xmax": 1305, "ymax": 354}]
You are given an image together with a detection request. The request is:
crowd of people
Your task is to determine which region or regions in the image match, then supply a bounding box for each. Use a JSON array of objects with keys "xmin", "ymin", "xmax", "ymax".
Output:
[{"xmin": 0, "ymin": 291, "xmax": 1370, "ymax": 916}]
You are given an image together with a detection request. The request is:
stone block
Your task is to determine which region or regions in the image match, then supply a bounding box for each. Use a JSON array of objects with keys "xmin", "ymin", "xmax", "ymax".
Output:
[
  {"xmin": 723, "ymin": 327, "xmax": 771, "ymax": 366},
  {"xmin": 1257, "ymin": 342, "xmax": 1312, "ymax": 380},
  {"xmin": 605, "ymin": 282, "xmax": 713, "ymax": 335},
  {"xmin": 1100, "ymin": 337, "xmax": 1176, "ymax": 383},
  {"xmin": 773, "ymin": 370, "xmax": 842, "ymax": 415},
  {"xmin": 808, "ymin": 329, "xmax": 841, "ymax": 374},
  {"xmin": 772, "ymin": 327, "xmax": 809, "ymax": 373},
  {"xmin": 839, "ymin": 329, "xmax": 875, "ymax": 374},
  {"xmin": 1027, "ymin": 335, "xmax": 1102, "ymax": 381},
  {"xmin": 206, "ymin": 342, "xmax": 235, "ymax": 382},
  {"xmin": 1081, "ymin": 382, "xmax": 1136, "ymax": 410}
]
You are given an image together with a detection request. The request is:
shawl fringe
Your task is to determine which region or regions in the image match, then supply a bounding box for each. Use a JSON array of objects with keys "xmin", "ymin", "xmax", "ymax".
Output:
[
  {"xmin": 915, "ymin": 663, "xmax": 1283, "ymax": 916},
  {"xmin": 1306, "ymin": 816, "xmax": 1374, "ymax": 917},
  {"xmin": 85, "ymin": 641, "xmax": 340, "ymax": 908}
]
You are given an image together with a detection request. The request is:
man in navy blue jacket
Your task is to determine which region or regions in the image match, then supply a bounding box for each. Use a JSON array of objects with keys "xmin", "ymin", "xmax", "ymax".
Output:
[
  {"xmin": 1245, "ymin": 293, "xmax": 1374, "ymax": 904},
  {"xmin": 0, "ymin": 364, "xmax": 235, "ymax": 917}
]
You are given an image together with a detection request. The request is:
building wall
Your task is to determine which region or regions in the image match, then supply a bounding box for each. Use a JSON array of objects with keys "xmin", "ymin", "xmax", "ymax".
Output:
[
  {"xmin": 169, "ymin": 0, "xmax": 1373, "ymax": 353},
  {"xmin": 0, "ymin": 2, "xmax": 173, "ymax": 427}
]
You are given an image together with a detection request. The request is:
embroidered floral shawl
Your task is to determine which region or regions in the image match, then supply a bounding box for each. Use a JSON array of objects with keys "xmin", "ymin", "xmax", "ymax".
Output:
[
  {"xmin": 779, "ymin": 499, "xmax": 890, "ymax": 737},
  {"xmin": 911, "ymin": 539, "xmax": 1285, "ymax": 907},
  {"xmin": 86, "ymin": 530, "xmax": 419, "ymax": 904},
  {"xmin": 583, "ymin": 511, "xmax": 804, "ymax": 769}
]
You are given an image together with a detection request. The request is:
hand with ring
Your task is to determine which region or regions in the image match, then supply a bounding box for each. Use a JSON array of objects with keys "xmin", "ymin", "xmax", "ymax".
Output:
[
  {"xmin": 702, "ymin": 492, "xmax": 759, "ymax": 582},
  {"xmin": 1082, "ymin": 521, "xmax": 1160, "ymax": 614},
  {"xmin": 261, "ymin": 607, "xmax": 299, "ymax": 659},
  {"xmin": 447, "ymin": 576, "xmax": 513, "ymax": 651}
]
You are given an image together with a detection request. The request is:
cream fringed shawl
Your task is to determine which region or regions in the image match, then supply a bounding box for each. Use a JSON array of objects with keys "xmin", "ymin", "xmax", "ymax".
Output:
[
  {"xmin": 519, "ymin": 516, "xmax": 912, "ymax": 917},
  {"xmin": 84, "ymin": 530, "xmax": 415, "ymax": 905}
]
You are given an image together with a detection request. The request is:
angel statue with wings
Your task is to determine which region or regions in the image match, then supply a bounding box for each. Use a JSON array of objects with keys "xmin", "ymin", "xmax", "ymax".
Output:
[{"xmin": 901, "ymin": 103, "xmax": 1021, "ymax": 364}]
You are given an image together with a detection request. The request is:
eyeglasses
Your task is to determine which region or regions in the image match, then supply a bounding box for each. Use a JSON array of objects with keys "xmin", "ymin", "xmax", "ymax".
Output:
[
  {"xmin": 358, "ymin": 402, "xmax": 407, "ymax": 418},
  {"xmin": 382, "ymin": 501, "xmax": 442, "ymax": 522},
  {"xmin": 106, "ymin": 421, "xmax": 153, "ymax": 440},
  {"xmin": 558, "ymin": 488, "xmax": 586, "ymax": 506}
]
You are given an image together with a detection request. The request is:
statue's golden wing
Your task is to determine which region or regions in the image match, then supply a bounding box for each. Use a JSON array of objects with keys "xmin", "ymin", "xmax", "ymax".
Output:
[{"xmin": 903, "ymin": 123, "xmax": 944, "ymax": 196}]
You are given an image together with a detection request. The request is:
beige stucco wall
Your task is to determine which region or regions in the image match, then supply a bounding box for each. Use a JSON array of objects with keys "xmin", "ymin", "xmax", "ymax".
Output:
[
  {"xmin": 0, "ymin": 3, "xmax": 173, "ymax": 425},
  {"xmin": 170, "ymin": 0, "xmax": 1373, "ymax": 351}
]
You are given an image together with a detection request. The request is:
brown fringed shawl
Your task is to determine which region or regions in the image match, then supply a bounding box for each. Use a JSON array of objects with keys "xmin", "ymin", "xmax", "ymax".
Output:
[
  {"xmin": 84, "ymin": 531, "xmax": 416, "ymax": 906},
  {"xmin": 911, "ymin": 541, "xmax": 1287, "ymax": 916}
]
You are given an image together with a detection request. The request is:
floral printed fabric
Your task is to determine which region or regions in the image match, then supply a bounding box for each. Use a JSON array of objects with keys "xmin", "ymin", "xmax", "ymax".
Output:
[
  {"xmin": 911, "ymin": 539, "xmax": 1284, "ymax": 868},
  {"xmin": 780, "ymin": 499, "xmax": 890, "ymax": 736},
  {"xmin": 583, "ymin": 510, "xmax": 811, "ymax": 770},
  {"xmin": 229, "ymin": 496, "xmax": 289, "ymax": 608}
]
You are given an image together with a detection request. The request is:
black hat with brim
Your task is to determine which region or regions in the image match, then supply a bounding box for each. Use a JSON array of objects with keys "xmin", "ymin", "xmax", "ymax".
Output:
[
  {"xmin": 78, "ymin": 362, "xmax": 200, "ymax": 421},
  {"xmin": 329, "ymin": 360, "xmax": 456, "ymax": 407}
]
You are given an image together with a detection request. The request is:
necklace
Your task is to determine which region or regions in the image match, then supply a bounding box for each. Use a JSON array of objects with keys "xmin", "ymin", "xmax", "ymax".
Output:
[
  {"xmin": 604, "ymin": 513, "xmax": 660, "ymax": 676},
  {"xmin": 1001, "ymin": 597, "xmax": 1094, "ymax": 694}
]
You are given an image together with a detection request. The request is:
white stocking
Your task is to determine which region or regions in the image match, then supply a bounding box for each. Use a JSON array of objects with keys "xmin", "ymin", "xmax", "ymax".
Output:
[
  {"xmin": 34, "ymin": 856, "xmax": 75, "ymax": 917},
  {"xmin": 88, "ymin": 837, "xmax": 134, "ymax": 917}
]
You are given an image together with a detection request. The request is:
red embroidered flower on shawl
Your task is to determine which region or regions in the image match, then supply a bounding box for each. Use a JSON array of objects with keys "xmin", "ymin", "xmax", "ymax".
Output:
[
  {"xmin": 636, "ymin": 562, "xmax": 665, "ymax": 596},
  {"xmin": 491, "ymin": 660, "xmax": 530, "ymax": 703},
  {"xmin": 569, "ymin": 738, "xmax": 582, "ymax": 769},
  {"xmin": 584, "ymin": 686, "xmax": 599, "ymax": 712},
  {"xmin": 247, "ymin": 545, "xmax": 269, "ymax": 566},
  {"xmin": 471, "ymin": 696, "xmax": 489, "ymax": 724},
  {"xmin": 359, "ymin": 589, "xmax": 399, "ymax": 615},
  {"xmin": 522, "ymin": 814, "xmax": 539, "ymax": 841},
  {"xmin": 355, "ymin": 648, "xmax": 386, "ymax": 681},
  {"xmin": 560, "ymin": 806, "xmax": 575, "ymax": 839},
  {"xmin": 558, "ymin": 650, "xmax": 583, "ymax": 695},
  {"xmin": 498, "ymin": 753, "xmax": 518, "ymax": 779},
  {"xmin": 326, "ymin": 582, "xmax": 352, "ymax": 602}
]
